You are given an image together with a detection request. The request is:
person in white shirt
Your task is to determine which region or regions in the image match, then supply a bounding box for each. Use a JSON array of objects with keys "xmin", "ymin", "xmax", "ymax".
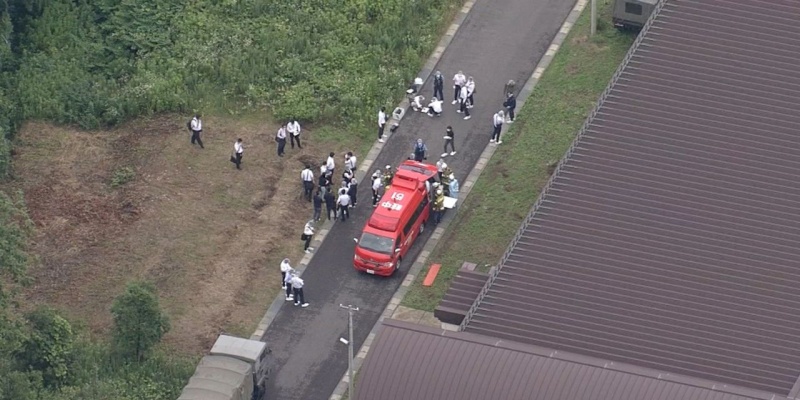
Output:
[
  {"xmin": 190, "ymin": 114, "xmax": 204, "ymax": 149},
  {"xmin": 280, "ymin": 258, "xmax": 294, "ymax": 300},
  {"xmin": 302, "ymin": 220, "xmax": 315, "ymax": 253},
  {"xmin": 465, "ymin": 76, "xmax": 476, "ymax": 108},
  {"xmin": 491, "ymin": 110, "xmax": 505, "ymax": 144},
  {"xmin": 412, "ymin": 95, "xmax": 425, "ymax": 112},
  {"xmin": 452, "ymin": 71, "xmax": 466, "ymax": 104},
  {"xmin": 287, "ymin": 120, "xmax": 302, "ymax": 149},
  {"xmin": 427, "ymin": 97, "xmax": 443, "ymax": 117},
  {"xmin": 326, "ymin": 152, "xmax": 336, "ymax": 176},
  {"xmin": 371, "ymin": 171, "xmax": 383, "ymax": 207},
  {"xmin": 233, "ymin": 138, "xmax": 244, "ymax": 169},
  {"xmin": 301, "ymin": 165, "xmax": 314, "ymax": 201},
  {"xmin": 337, "ymin": 189, "xmax": 352, "ymax": 222},
  {"xmin": 290, "ymin": 274, "xmax": 308, "ymax": 307},
  {"xmin": 377, "ymin": 107, "xmax": 387, "ymax": 143},
  {"xmin": 458, "ymin": 86, "xmax": 471, "ymax": 119},
  {"xmin": 276, "ymin": 125, "xmax": 287, "ymax": 157},
  {"xmin": 344, "ymin": 152, "xmax": 357, "ymax": 171}
]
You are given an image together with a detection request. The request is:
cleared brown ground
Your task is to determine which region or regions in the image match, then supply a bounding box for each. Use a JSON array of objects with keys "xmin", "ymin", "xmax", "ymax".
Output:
[{"xmin": 8, "ymin": 114, "xmax": 347, "ymax": 354}]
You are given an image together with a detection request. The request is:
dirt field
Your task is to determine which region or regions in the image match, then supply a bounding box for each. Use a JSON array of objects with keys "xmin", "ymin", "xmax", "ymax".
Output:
[{"xmin": 9, "ymin": 114, "xmax": 350, "ymax": 354}]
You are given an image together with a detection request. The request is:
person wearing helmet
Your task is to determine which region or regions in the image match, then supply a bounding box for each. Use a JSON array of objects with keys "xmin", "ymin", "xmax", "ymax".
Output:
[
  {"xmin": 382, "ymin": 165, "xmax": 394, "ymax": 190},
  {"xmin": 432, "ymin": 187, "xmax": 445, "ymax": 224}
]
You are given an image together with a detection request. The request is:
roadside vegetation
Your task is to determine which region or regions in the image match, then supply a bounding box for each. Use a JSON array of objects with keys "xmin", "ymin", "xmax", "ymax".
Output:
[
  {"xmin": 0, "ymin": 0, "xmax": 466, "ymax": 398},
  {"xmin": 0, "ymin": 0, "xmax": 463, "ymax": 175},
  {"xmin": 401, "ymin": 1, "xmax": 637, "ymax": 311},
  {"xmin": 0, "ymin": 190, "xmax": 193, "ymax": 400}
]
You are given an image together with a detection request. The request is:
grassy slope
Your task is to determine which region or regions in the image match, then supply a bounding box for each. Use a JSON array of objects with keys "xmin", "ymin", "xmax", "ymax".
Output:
[{"xmin": 402, "ymin": 1, "xmax": 636, "ymax": 311}]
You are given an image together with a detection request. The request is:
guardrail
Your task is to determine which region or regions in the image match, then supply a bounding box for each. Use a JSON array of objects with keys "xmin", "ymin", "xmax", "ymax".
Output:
[{"xmin": 458, "ymin": 0, "xmax": 669, "ymax": 331}]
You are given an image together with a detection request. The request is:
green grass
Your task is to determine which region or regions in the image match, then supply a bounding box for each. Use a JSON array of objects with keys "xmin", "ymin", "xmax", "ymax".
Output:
[{"xmin": 401, "ymin": 1, "xmax": 636, "ymax": 311}]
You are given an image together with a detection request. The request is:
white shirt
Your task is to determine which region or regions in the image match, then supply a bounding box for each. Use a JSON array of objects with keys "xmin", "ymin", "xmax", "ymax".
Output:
[
  {"xmin": 378, "ymin": 110, "xmax": 386, "ymax": 127},
  {"xmin": 191, "ymin": 117, "xmax": 202, "ymax": 131},
  {"xmin": 280, "ymin": 260, "xmax": 292, "ymax": 273},
  {"xmin": 290, "ymin": 276, "xmax": 304, "ymax": 289},
  {"xmin": 337, "ymin": 193, "xmax": 351, "ymax": 207},
  {"xmin": 493, "ymin": 113, "xmax": 504, "ymax": 127},
  {"xmin": 372, "ymin": 176, "xmax": 382, "ymax": 191},
  {"xmin": 466, "ymin": 80, "xmax": 475, "ymax": 95},
  {"xmin": 301, "ymin": 168, "xmax": 313, "ymax": 182},
  {"xmin": 287, "ymin": 121, "xmax": 301, "ymax": 136},
  {"xmin": 326, "ymin": 156, "xmax": 335, "ymax": 171},
  {"xmin": 436, "ymin": 159, "xmax": 444, "ymax": 172},
  {"xmin": 234, "ymin": 141, "xmax": 243, "ymax": 154},
  {"xmin": 345, "ymin": 156, "xmax": 357, "ymax": 171},
  {"xmin": 413, "ymin": 96, "xmax": 424, "ymax": 109},
  {"xmin": 429, "ymin": 99, "xmax": 443, "ymax": 113},
  {"xmin": 459, "ymin": 86, "xmax": 469, "ymax": 101},
  {"xmin": 304, "ymin": 222, "xmax": 315, "ymax": 236},
  {"xmin": 284, "ymin": 272, "xmax": 294, "ymax": 285},
  {"xmin": 453, "ymin": 73, "xmax": 466, "ymax": 86},
  {"xmin": 277, "ymin": 127, "xmax": 287, "ymax": 139}
]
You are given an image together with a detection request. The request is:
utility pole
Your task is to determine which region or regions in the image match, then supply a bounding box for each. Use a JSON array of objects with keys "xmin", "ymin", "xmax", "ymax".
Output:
[
  {"xmin": 591, "ymin": 0, "xmax": 597, "ymax": 36},
  {"xmin": 339, "ymin": 304, "xmax": 359, "ymax": 399}
]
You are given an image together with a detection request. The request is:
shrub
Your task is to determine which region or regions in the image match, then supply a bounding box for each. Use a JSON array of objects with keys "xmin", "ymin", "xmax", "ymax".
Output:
[
  {"xmin": 18, "ymin": 307, "xmax": 75, "ymax": 388},
  {"xmin": 110, "ymin": 282, "xmax": 170, "ymax": 362},
  {"xmin": 110, "ymin": 166, "xmax": 135, "ymax": 188}
]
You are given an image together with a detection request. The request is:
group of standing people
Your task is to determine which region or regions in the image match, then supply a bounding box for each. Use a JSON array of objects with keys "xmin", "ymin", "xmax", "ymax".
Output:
[{"xmin": 275, "ymin": 120, "xmax": 303, "ymax": 157}]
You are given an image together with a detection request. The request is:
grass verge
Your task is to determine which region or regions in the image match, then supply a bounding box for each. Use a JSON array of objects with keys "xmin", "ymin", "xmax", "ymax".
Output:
[{"xmin": 401, "ymin": 0, "xmax": 636, "ymax": 311}]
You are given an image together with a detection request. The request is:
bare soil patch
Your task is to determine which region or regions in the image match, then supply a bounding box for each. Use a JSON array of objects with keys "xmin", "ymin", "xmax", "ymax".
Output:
[{"xmin": 9, "ymin": 114, "xmax": 352, "ymax": 354}]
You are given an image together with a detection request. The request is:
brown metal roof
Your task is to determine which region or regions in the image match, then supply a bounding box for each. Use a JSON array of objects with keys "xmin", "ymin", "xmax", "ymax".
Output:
[
  {"xmin": 463, "ymin": 0, "xmax": 800, "ymax": 396},
  {"xmin": 355, "ymin": 320, "xmax": 784, "ymax": 400}
]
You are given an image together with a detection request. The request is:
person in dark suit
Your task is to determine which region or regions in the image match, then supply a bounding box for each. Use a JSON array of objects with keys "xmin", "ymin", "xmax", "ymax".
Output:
[{"xmin": 433, "ymin": 71, "xmax": 444, "ymax": 102}]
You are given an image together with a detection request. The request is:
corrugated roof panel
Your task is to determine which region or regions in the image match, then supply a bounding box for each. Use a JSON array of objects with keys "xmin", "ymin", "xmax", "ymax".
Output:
[
  {"xmin": 464, "ymin": 0, "xmax": 800, "ymax": 395},
  {"xmin": 355, "ymin": 320, "xmax": 780, "ymax": 400}
]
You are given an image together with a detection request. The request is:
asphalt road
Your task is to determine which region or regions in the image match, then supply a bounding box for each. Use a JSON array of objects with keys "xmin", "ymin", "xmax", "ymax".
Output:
[{"xmin": 262, "ymin": 0, "xmax": 576, "ymax": 398}]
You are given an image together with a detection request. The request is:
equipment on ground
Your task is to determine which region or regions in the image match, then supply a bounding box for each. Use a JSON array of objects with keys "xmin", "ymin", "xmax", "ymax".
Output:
[{"xmin": 612, "ymin": 0, "xmax": 657, "ymax": 30}]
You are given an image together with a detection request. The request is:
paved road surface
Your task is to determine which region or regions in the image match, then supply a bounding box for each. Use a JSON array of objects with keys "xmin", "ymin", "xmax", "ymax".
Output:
[{"xmin": 262, "ymin": 0, "xmax": 576, "ymax": 398}]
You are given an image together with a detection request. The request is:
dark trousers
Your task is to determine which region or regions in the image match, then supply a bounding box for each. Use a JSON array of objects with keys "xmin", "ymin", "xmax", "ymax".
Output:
[
  {"xmin": 303, "ymin": 181, "xmax": 313, "ymax": 201},
  {"xmin": 378, "ymin": 124, "xmax": 385, "ymax": 140},
  {"xmin": 459, "ymin": 100, "xmax": 470, "ymax": 116},
  {"xmin": 285, "ymin": 282, "xmax": 293, "ymax": 298},
  {"xmin": 372, "ymin": 189, "xmax": 380, "ymax": 205},
  {"xmin": 339, "ymin": 205, "xmax": 349, "ymax": 221},
  {"xmin": 434, "ymin": 85, "xmax": 444, "ymax": 101},
  {"xmin": 313, "ymin": 207, "xmax": 321, "ymax": 221},
  {"xmin": 444, "ymin": 139, "xmax": 455, "ymax": 153},
  {"xmin": 293, "ymin": 287, "xmax": 305, "ymax": 305},
  {"xmin": 348, "ymin": 186, "xmax": 358, "ymax": 206},
  {"xmin": 234, "ymin": 153, "xmax": 243, "ymax": 169},
  {"xmin": 277, "ymin": 139, "xmax": 286, "ymax": 156},
  {"xmin": 291, "ymin": 134, "xmax": 302, "ymax": 149},
  {"xmin": 304, "ymin": 234, "xmax": 312, "ymax": 250},
  {"xmin": 281, "ymin": 272, "xmax": 287, "ymax": 288},
  {"xmin": 326, "ymin": 204, "xmax": 335, "ymax": 220},
  {"xmin": 191, "ymin": 130, "xmax": 204, "ymax": 148},
  {"xmin": 434, "ymin": 209, "xmax": 442, "ymax": 224},
  {"xmin": 468, "ymin": 93, "xmax": 474, "ymax": 107},
  {"xmin": 507, "ymin": 107, "xmax": 515, "ymax": 121},
  {"xmin": 492, "ymin": 125, "xmax": 503, "ymax": 141},
  {"xmin": 453, "ymin": 85, "xmax": 462, "ymax": 101}
]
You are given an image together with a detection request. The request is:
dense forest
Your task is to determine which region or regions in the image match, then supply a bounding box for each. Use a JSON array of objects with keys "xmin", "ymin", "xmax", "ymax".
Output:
[{"xmin": 0, "ymin": 0, "xmax": 458, "ymax": 398}]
